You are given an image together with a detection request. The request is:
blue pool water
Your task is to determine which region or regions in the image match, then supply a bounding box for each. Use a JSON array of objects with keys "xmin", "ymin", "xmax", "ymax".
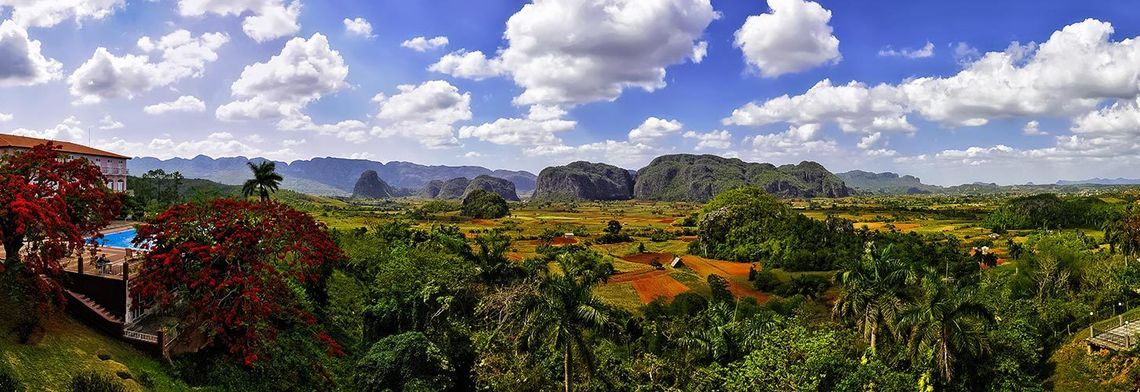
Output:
[{"xmin": 92, "ymin": 229, "xmax": 140, "ymax": 249}]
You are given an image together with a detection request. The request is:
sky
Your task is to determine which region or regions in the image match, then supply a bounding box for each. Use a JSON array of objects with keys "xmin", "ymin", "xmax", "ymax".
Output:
[{"xmin": 1, "ymin": 0, "xmax": 1139, "ymax": 185}]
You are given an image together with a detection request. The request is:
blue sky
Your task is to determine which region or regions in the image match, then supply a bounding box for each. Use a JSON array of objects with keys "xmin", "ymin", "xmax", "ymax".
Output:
[{"xmin": 1, "ymin": 0, "xmax": 1139, "ymax": 185}]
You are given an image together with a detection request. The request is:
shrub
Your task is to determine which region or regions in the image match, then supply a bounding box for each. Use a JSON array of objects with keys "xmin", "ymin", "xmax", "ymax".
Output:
[
  {"xmin": 775, "ymin": 275, "xmax": 831, "ymax": 299},
  {"xmin": 0, "ymin": 367, "xmax": 21, "ymax": 392},
  {"xmin": 753, "ymin": 270, "xmax": 782, "ymax": 292},
  {"xmin": 70, "ymin": 372, "xmax": 126, "ymax": 392},
  {"xmin": 708, "ymin": 274, "xmax": 734, "ymax": 303}
]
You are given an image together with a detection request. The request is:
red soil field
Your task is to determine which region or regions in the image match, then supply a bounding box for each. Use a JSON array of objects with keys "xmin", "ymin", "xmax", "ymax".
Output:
[
  {"xmin": 658, "ymin": 218, "xmax": 676, "ymax": 224},
  {"xmin": 620, "ymin": 252, "xmax": 673, "ymax": 265},
  {"xmin": 610, "ymin": 269, "xmax": 667, "ymax": 283},
  {"xmin": 681, "ymin": 256, "xmax": 769, "ymax": 303},
  {"xmin": 631, "ymin": 274, "xmax": 691, "ymax": 302},
  {"xmin": 678, "ymin": 236, "xmax": 698, "ymax": 242},
  {"xmin": 551, "ymin": 236, "xmax": 578, "ymax": 245}
]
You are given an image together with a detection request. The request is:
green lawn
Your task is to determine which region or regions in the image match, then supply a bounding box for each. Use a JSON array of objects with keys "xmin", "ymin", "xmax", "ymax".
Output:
[{"xmin": 1, "ymin": 312, "xmax": 192, "ymax": 391}]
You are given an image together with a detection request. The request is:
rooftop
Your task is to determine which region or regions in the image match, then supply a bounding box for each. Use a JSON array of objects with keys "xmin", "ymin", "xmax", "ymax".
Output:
[{"xmin": 0, "ymin": 133, "xmax": 129, "ymax": 160}]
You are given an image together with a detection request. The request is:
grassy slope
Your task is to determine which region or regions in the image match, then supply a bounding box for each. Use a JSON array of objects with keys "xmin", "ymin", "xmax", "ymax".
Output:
[{"xmin": 0, "ymin": 312, "xmax": 193, "ymax": 391}]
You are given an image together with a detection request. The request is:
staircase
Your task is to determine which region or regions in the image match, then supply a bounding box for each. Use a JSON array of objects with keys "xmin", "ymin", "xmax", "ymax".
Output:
[{"xmin": 66, "ymin": 290, "xmax": 123, "ymax": 325}]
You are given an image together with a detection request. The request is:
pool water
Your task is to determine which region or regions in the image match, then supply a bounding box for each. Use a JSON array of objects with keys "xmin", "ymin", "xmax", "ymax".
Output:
[{"xmin": 92, "ymin": 229, "xmax": 140, "ymax": 249}]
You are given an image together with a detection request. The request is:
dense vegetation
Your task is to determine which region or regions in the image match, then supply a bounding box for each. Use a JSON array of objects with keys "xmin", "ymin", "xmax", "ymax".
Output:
[
  {"xmin": 633, "ymin": 154, "xmax": 849, "ymax": 201},
  {"xmin": 461, "ymin": 189, "xmax": 510, "ymax": 219},
  {"xmin": 983, "ymin": 193, "xmax": 1122, "ymax": 230}
]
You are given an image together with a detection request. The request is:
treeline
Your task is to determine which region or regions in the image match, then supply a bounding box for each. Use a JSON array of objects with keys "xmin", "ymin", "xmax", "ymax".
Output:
[
  {"xmin": 689, "ymin": 187, "xmax": 971, "ymax": 272},
  {"xmin": 983, "ymin": 193, "xmax": 1123, "ymax": 231}
]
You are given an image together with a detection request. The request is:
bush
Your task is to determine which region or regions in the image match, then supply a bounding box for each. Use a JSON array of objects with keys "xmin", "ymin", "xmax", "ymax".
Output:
[
  {"xmin": 0, "ymin": 367, "xmax": 21, "ymax": 392},
  {"xmin": 461, "ymin": 190, "xmax": 510, "ymax": 219},
  {"xmin": 70, "ymin": 372, "xmax": 126, "ymax": 392},
  {"xmin": 775, "ymin": 275, "xmax": 831, "ymax": 299},
  {"xmin": 753, "ymin": 270, "xmax": 782, "ymax": 292},
  {"xmin": 354, "ymin": 332, "xmax": 454, "ymax": 391}
]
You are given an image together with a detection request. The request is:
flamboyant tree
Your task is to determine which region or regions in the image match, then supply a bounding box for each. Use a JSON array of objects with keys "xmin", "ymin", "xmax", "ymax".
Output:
[
  {"xmin": 0, "ymin": 143, "xmax": 119, "ymax": 322},
  {"xmin": 132, "ymin": 199, "xmax": 344, "ymax": 364}
]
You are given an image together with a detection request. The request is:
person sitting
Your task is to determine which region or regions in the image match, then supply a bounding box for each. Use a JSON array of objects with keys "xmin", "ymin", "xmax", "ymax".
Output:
[{"xmin": 95, "ymin": 255, "xmax": 109, "ymax": 274}]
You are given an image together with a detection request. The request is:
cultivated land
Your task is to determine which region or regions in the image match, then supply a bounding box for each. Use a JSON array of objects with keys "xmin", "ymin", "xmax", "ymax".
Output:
[{"xmin": 294, "ymin": 190, "xmax": 1137, "ymax": 314}]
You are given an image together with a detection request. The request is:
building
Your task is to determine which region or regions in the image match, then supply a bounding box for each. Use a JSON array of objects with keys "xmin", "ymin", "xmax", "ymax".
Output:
[{"xmin": 0, "ymin": 133, "xmax": 130, "ymax": 192}]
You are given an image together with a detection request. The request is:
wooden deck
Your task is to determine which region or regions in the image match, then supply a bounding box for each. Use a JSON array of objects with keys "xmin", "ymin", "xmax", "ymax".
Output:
[
  {"xmin": 1088, "ymin": 315, "xmax": 1140, "ymax": 351},
  {"xmin": 0, "ymin": 222, "xmax": 142, "ymax": 281}
]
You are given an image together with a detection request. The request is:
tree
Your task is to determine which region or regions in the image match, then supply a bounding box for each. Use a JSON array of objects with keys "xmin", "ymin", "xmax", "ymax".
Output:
[
  {"xmin": 707, "ymin": 274, "xmax": 734, "ymax": 304},
  {"xmin": 0, "ymin": 143, "xmax": 119, "ymax": 333},
  {"xmin": 520, "ymin": 255, "xmax": 614, "ymax": 392},
  {"xmin": 833, "ymin": 244, "xmax": 913, "ymax": 353},
  {"xmin": 898, "ymin": 278, "xmax": 993, "ymax": 383},
  {"xmin": 461, "ymin": 190, "xmax": 509, "ymax": 219},
  {"xmin": 132, "ymin": 199, "xmax": 344, "ymax": 364},
  {"xmin": 242, "ymin": 161, "xmax": 283, "ymax": 202},
  {"xmin": 131, "ymin": 169, "xmax": 184, "ymax": 216},
  {"xmin": 604, "ymin": 220, "xmax": 622, "ymax": 236},
  {"xmin": 355, "ymin": 332, "xmax": 455, "ymax": 391},
  {"xmin": 1114, "ymin": 209, "xmax": 1140, "ymax": 264}
]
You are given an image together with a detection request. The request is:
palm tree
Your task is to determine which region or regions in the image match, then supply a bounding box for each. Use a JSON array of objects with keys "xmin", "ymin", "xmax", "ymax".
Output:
[
  {"xmin": 834, "ymin": 243, "xmax": 914, "ymax": 353},
  {"xmin": 242, "ymin": 161, "xmax": 283, "ymax": 202},
  {"xmin": 520, "ymin": 257, "xmax": 613, "ymax": 392},
  {"xmin": 898, "ymin": 277, "xmax": 993, "ymax": 383}
]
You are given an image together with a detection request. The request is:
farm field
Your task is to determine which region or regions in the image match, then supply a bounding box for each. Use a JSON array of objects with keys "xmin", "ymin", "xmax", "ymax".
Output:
[{"xmin": 296, "ymin": 192, "xmax": 1132, "ymax": 313}]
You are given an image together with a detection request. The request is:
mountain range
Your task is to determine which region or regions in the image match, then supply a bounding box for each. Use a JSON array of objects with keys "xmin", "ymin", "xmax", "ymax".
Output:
[
  {"xmin": 128, "ymin": 156, "xmax": 538, "ymax": 197},
  {"xmin": 1055, "ymin": 178, "xmax": 1140, "ymax": 186},
  {"xmin": 837, "ymin": 170, "xmax": 941, "ymax": 195}
]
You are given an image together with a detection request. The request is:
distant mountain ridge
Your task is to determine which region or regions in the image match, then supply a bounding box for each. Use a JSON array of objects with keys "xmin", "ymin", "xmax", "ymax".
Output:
[
  {"xmin": 129, "ymin": 156, "xmax": 537, "ymax": 197},
  {"xmin": 1056, "ymin": 178, "xmax": 1140, "ymax": 185},
  {"xmin": 837, "ymin": 170, "xmax": 942, "ymax": 195},
  {"xmin": 633, "ymin": 155, "xmax": 849, "ymax": 201}
]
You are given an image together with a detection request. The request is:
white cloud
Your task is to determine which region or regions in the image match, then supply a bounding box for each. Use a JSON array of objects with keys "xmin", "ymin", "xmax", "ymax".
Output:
[
  {"xmin": 628, "ymin": 117, "xmax": 683, "ymax": 144},
  {"xmin": 1022, "ymin": 120, "xmax": 1046, "ymax": 135},
  {"xmin": 734, "ymin": 0, "xmax": 840, "ymax": 78},
  {"xmin": 691, "ymin": 40, "xmax": 708, "ymax": 63},
  {"xmin": 1073, "ymin": 97, "xmax": 1140, "ymax": 136},
  {"xmin": 8, "ymin": 116, "xmax": 86, "ymax": 141},
  {"xmin": 343, "ymin": 17, "xmax": 375, "ymax": 39},
  {"xmin": 98, "ymin": 115, "xmax": 123, "ymax": 130},
  {"xmin": 217, "ymin": 33, "xmax": 348, "ymax": 121},
  {"xmin": 743, "ymin": 123, "xmax": 838, "ymax": 158},
  {"xmin": 0, "ymin": 113, "xmax": 11, "ymax": 122},
  {"xmin": 282, "ymin": 138, "xmax": 305, "ymax": 147},
  {"xmin": 144, "ymin": 132, "xmax": 296, "ymax": 159},
  {"xmin": 369, "ymin": 80, "xmax": 472, "ymax": 148},
  {"xmin": 878, "ymin": 41, "xmax": 934, "ymax": 59},
  {"xmin": 0, "ymin": 0, "xmax": 124, "ymax": 28},
  {"xmin": 459, "ymin": 116, "xmax": 576, "ymax": 147},
  {"xmin": 726, "ymin": 79, "xmax": 914, "ymax": 134},
  {"xmin": 463, "ymin": 151, "xmax": 482, "ymax": 158},
  {"xmin": 0, "ymin": 20, "xmax": 62, "ymax": 86},
  {"xmin": 432, "ymin": 0, "xmax": 718, "ymax": 106},
  {"xmin": 402, "ymin": 36, "xmax": 448, "ymax": 52},
  {"xmin": 429, "ymin": 50, "xmax": 503, "ymax": 80},
  {"xmin": 952, "ymin": 42, "xmax": 980, "ymax": 64},
  {"xmin": 857, "ymin": 132, "xmax": 881, "ymax": 149},
  {"xmin": 728, "ymin": 18, "xmax": 1140, "ymax": 140},
  {"xmin": 178, "ymin": 0, "xmax": 301, "ymax": 42},
  {"xmin": 68, "ymin": 30, "xmax": 228, "ymax": 104},
  {"xmin": 683, "ymin": 130, "xmax": 732, "ymax": 150},
  {"xmin": 277, "ymin": 115, "xmax": 369, "ymax": 143},
  {"xmin": 144, "ymin": 95, "xmax": 206, "ymax": 114}
]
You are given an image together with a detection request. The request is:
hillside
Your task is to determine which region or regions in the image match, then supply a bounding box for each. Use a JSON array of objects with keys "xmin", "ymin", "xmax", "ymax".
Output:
[
  {"xmin": 129, "ymin": 156, "xmax": 537, "ymax": 196},
  {"xmin": 532, "ymin": 161, "xmax": 635, "ymax": 201},
  {"xmin": 464, "ymin": 175, "xmax": 520, "ymax": 201},
  {"xmin": 351, "ymin": 170, "xmax": 396, "ymax": 199},
  {"xmin": 837, "ymin": 170, "xmax": 941, "ymax": 194},
  {"xmin": 633, "ymin": 154, "xmax": 849, "ymax": 202}
]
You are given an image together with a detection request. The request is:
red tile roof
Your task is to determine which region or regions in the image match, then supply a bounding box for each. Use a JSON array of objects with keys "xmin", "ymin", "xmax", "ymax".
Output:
[{"xmin": 0, "ymin": 133, "xmax": 129, "ymax": 160}]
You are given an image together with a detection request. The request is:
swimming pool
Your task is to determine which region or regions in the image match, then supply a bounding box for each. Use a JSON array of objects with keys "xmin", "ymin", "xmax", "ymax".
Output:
[{"xmin": 91, "ymin": 229, "xmax": 140, "ymax": 249}]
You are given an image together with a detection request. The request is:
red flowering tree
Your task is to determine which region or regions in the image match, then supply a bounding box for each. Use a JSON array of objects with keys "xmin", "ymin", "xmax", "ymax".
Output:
[
  {"xmin": 0, "ymin": 143, "xmax": 119, "ymax": 328},
  {"xmin": 132, "ymin": 199, "xmax": 344, "ymax": 365}
]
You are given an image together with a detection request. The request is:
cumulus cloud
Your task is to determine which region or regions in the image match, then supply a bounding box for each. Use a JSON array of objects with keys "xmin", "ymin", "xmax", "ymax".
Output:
[
  {"xmin": 216, "ymin": 33, "xmax": 348, "ymax": 121},
  {"xmin": 0, "ymin": 113, "xmax": 11, "ymax": 122},
  {"xmin": 728, "ymin": 18, "xmax": 1140, "ymax": 161},
  {"xmin": 402, "ymin": 36, "xmax": 448, "ymax": 52},
  {"xmin": 98, "ymin": 115, "xmax": 123, "ymax": 130},
  {"xmin": 683, "ymin": 130, "xmax": 732, "ymax": 150},
  {"xmin": 459, "ymin": 112, "xmax": 576, "ymax": 147},
  {"xmin": 432, "ymin": 0, "xmax": 718, "ymax": 106},
  {"xmin": 8, "ymin": 116, "xmax": 86, "ymax": 141},
  {"xmin": 143, "ymin": 132, "xmax": 296, "ymax": 160},
  {"xmin": 1022, "ymin": 120, "xmax": 1046, "ymax": 135},
  {"xmin": 0, "ymin": 20, "xmax": 62, "ymax": 86},
  {"xmin": 0, "ymin": 0, "xmax": 124, "ymax": 28},
  {"xmin": 68, "ymin": 30, "xmax": 228, "ymax": 104},
  {"xmin": 343, "ymin": 17, "xmax": 375, "ymax": 38},
  {"xmin": 742, "ymin": 123, "xmax": 837, "ymax": 159},
  {"xmin": 734, "ymin": 0, "xmax": 840, "ymax": 77},
  {"xmin": 628, "ymin": 117, "xmax": 684, "ymax": 144},
  {"xmin": 144, "ymin": 95, "xmax": 206, "ymax": 114},
  {"xmin": 369, "ymin": 80, "xmax": 472, "ymax": 148},
  {"xmin": 878, "ymin": 41, "xmax": 934, "ymax": 59},
  {"xmin": 178, "ymin": 0, "xmax": 301, "ymax": 42},
  {"xmin": 429, "ymin": 50, "xmax": 502, "ymax": 80},
  {"xmin": 726, "ymin": 79, "xmax": 914, "ymax": 133},
  {"xmin": 691, "ymin": 41, "xmax": 708, "ymax": 63}
]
